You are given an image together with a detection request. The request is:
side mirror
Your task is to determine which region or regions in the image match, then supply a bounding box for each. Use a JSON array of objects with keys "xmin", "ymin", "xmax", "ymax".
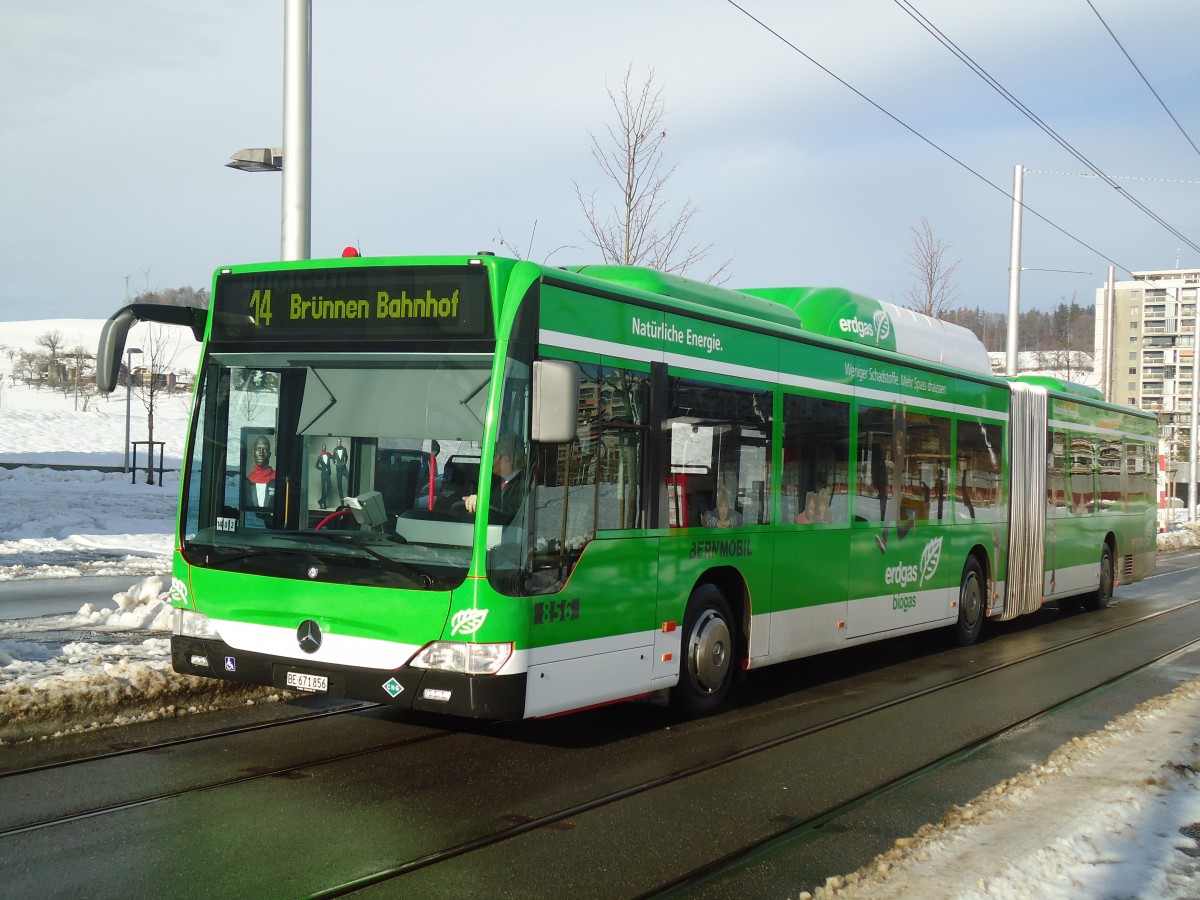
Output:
[
  {"xmin": 96, "ymin": 303, "xmax": 207, "ymax": 393},
  {"xmin": 531, "ymin": 360, "xmax": 578, "ymax": 444}
]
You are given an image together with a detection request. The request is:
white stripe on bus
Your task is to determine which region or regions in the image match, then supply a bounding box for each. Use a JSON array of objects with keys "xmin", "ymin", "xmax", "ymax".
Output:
[{"xmin": 542, "ymin": 328, "xmax": 1010, "ymax": 422}]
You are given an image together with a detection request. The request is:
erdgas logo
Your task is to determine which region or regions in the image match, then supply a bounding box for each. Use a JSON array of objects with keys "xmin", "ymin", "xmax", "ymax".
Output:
[
  {"xmin": 838, "ymin": 316, "xmax": 875, "ymax": 339},
  {"xmin": 839, "ymin": 310, "xmax": 892, "ymax": 345},
  {"xmin": 885, "ymin": 561, "xmax": 920, "ymax": 588},
  {"xmin": 873, "ymin": 310, "xmax": 892, "ymax": 342},
  {"xmin": 885, "ymin": 537, "xmax": 944, "ymax": 589},
  {"xmin": 918, "ymin": 536, "xmax": 943, "ymax": 586}
]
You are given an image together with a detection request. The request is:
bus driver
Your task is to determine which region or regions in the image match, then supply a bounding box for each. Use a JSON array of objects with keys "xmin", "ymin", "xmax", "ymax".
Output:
[{"xmin": 463, "ymin": 433, "xmax": 525, "ymax": 524}]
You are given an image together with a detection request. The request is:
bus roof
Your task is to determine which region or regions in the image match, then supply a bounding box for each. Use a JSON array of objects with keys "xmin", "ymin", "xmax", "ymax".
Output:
[
  {"xmin": 737, "ymin": 286, "xmax": 992, "ymax": 376},
  {"xmin": 1007, "ymin": 375, "xmax": 1106, "ymax": 401},
  {"xmin": 563, "ymin": 265, "xmax": 804, "ymax": 331},
  {"xmin": 560, "ymin": 266, "xmax": 992, "ymax": 376}
]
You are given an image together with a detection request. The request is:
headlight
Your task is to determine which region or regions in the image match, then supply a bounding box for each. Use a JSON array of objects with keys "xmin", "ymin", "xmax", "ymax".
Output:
[
  {"xmin": 174, "ymin": 608, "xmax": 222, "ymax": 640},
  {"xmin": 409, "ymin": 641, "xmax": 512, "ymax": 675}
]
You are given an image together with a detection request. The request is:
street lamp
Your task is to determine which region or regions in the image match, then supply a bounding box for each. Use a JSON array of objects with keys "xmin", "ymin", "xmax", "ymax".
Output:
[
  {"xmin": 124, "ymin": 347, "xmax": 142, "ymax": 473},
  {"xmin": 225, "ymin": 147, "xmax": 282, "ymax": 173}
]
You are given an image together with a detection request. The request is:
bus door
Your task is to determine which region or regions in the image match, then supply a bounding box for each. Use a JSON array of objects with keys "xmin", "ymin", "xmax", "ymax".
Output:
[
  {"xmin": 848, "ymin": 402, "xmax": 954, "ymax": 638},
  {"xmin": 770, "ymin": 393, "xmax": 852, "ymax": 661}
]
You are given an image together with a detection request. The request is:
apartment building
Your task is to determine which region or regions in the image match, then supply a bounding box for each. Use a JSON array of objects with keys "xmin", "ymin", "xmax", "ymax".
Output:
[{"xmin": 1096, "ymin": 268, "xmax": 1200, "ymax": 497}]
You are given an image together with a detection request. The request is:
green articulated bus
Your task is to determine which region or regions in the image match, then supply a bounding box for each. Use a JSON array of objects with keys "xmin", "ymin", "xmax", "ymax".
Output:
[{"xmin": 97, "ymin": 253, "xmax": 1158, "ymax": 720}]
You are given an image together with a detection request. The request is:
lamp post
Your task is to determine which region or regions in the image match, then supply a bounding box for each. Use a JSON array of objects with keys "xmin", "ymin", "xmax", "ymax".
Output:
[
  {"xmin": 225, "ymin": 0, "xmax": 311, "ymax": 261},
  {"xmin": 124, "ymin": 347, "xmax": 142, "ymax": 473}
]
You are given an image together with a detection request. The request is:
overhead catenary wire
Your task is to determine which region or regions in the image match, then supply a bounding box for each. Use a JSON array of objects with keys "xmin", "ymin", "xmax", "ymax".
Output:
[
  {"xmin": 889, "ymin": 0, "xmax": 1200, "ymax": 260},
  {"xmin": 1028, "ymin": 171, "xmax": 1200, "ymax": 186},
  {"xmin": 1084, "ymin": 0, "xmax": 1200, "ymax": 164},
  {"xmin": 721, "ymin": 0, "xmax": 1133, "ymax": 275}
]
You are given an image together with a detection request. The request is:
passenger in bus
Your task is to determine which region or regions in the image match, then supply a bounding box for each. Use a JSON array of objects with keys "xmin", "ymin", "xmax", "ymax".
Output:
[
  {"xmin": 245, "ymin": 434, "xmax": 276, "ymax": 508},
  {"xmin": 796, "ymin": 487, "xmax": 832, "ymax": 524},
  {"xmin": 704, "ymin": 486, "xmax": 742, "ymax": 528},
  {"xmin": 463, "ymin": 433, "xmax": 526, "ymax": 524}
]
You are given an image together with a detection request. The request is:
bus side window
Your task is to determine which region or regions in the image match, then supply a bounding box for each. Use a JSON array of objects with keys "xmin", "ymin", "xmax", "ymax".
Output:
[
  {"xmin": 783, "ymin": 394, "xmax": 850, "ymax": 525},
  {"xmin": 667, "ymin": 378, "xmax": 772, "ymax": 527}
]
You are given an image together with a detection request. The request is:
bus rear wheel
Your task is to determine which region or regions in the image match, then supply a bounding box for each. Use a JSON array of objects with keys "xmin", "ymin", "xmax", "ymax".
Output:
[
  {"xmin": 1082, "ymin": 544, "xmax": 1114, "ymax": 611},
  {"xmin": 953, "ymin": 557, "xmax": 985, "ymax": 646},
  {"xmin": 671, "ymin": 585, "xmax": 735, "ymax": 718}
]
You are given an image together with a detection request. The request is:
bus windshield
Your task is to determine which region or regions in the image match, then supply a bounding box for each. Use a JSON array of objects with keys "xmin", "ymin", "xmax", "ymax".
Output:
[{"xmin": 181, "ymin": 351, "xmax": 492, "ymax": 590}]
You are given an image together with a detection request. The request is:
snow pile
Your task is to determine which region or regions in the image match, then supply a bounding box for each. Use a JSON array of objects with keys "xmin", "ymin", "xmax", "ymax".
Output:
[
  {"xmin": 805, "ymin": 677, "xmax": 1200, "ymax": 899},
  {"xmin": 1159, "ymin": 522, "xmax": 1200, "ymax": 553},
  {"xmin": 72, "ymin": 575, "xmax": 172, "ymax": 629},
  {"xmin": 0, "ymin": 574, "xmax": 288, "ymax": 744}
]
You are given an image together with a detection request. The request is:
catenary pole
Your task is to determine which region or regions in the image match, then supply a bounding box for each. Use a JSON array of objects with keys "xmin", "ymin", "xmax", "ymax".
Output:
[{"xmin": 1005, "ymin": 164, "xmax": 1024, "ymax": 377}]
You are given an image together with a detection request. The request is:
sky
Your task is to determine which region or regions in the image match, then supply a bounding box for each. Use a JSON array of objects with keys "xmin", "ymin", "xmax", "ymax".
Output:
[
  {"xmin": 3, "ymin": 1, "xmax": 1200, "ymax": 324},
  {"xmin": 2, "ymin": 323, "xmax": 1200, "ymax": 894}
]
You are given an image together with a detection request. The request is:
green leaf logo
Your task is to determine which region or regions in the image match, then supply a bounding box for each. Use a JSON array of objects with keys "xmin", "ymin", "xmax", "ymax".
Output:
[
  {"xmin": 451, "ymin": 608, "xmax": 489, "ymax": 636},
  {"xmin": 919, "ymin": 537, "xmax": 943, "ymax": 586},
  {"xmin": 168, "ymin": 577, "xmax": 189, "ymax": 606}
]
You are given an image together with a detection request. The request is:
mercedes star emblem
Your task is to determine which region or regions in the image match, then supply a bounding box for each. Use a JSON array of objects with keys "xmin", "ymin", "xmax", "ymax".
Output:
[{"xmin": 297, "ymin": 619, "xmax": 322, "ymax": 654}]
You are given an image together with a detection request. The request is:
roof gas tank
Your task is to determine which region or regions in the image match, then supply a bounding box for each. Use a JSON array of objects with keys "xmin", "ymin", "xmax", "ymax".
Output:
[{"xmin": 738, "ymin": 286, "xmax": 992, "ymax": 375}]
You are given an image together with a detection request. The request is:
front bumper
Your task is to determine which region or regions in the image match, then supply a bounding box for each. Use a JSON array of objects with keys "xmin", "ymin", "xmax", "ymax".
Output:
[{"xmin": 172, "ymin": 635, "xmax": 528, "ymax": 720}]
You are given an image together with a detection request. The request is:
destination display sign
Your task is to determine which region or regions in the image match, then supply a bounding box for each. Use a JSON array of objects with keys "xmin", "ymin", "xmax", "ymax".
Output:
[{"xmin": 211, "ymin": 265, "xmax": 492, "ymax": 342}]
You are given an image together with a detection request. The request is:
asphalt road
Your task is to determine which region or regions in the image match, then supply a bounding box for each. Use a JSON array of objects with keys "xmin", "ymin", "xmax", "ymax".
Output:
[{"xmin": 2, "ymin": 553, "xmax": 1200, "ymax": 897}]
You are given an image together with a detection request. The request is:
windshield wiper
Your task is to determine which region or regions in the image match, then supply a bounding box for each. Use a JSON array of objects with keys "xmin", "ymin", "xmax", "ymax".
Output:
[
  {"xmin": 307, "ymin": 532, "xmax": 434, "ymax": 588},
  {"xmin": 189, "ymin": 544, "xmax": 281, "ymax": 567}
]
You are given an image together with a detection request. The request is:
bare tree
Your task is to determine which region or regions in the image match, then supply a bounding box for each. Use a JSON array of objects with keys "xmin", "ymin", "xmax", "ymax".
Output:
[
  {"xmin": 575, "ymin": 61, "xmax": 730, "ymax": 281},
  {"xmin": 35, "ymin": 330, "xmax": 66, "ymax": 386},
  {"xmin": 904, "ymin": 215, "xmax": 960, "ymax": 319},
  {"xmin": 67, "ymin": 343, "xmax": 96, "ymax": 411},
  {"xmin": 130, "ymin": 323, "xmax": 183, "ymax": 484},
  {"xmin": 16, "ymin": 350, "xmax": 42, "ymax": 387}
]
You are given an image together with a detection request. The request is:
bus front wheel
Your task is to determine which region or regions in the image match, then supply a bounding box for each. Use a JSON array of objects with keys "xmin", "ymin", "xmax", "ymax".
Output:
[
  {"xmin": 671, "ymin": 585, "xmax": 735, "ymax": 718},
  {"xmin": 953, "ymin": 557, "xmax": 985, "ymax": 646}
]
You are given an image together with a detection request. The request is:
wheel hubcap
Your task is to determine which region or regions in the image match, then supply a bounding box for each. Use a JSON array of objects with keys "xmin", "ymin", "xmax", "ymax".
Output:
[
  {"xmin": 962, "ymin": 574, "xmax": 981, "ymax": 628},
  {"xmin": 689, "ymin": 610, "xmax": 730, "ymax": 693}
]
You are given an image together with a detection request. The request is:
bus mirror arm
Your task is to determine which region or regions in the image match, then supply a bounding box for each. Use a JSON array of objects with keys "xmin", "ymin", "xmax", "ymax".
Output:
[
  {"xmin": 531, "ymin": 360, "xmax": 579, "ymax": 445},
  {"xmin": 96, "ymin": 303, "xmax": 207, "ymax": 393}
]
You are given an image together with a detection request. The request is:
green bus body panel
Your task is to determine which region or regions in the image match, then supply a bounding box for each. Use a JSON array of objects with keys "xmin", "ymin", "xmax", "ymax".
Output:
[
  {"xmin": 540, "ymin": 280, "xmax": 782, "ymax": 377},
  {"xmin": 1040, "ymin": 386, "xmax": 1158, "ymax": 594},
  {"xmin": 181, "ymin": 561, "xmax": 454, "ymax": 642},
  {"xmin": 528, "ymin": 536, "xmax": 660, "ymax": 647}
]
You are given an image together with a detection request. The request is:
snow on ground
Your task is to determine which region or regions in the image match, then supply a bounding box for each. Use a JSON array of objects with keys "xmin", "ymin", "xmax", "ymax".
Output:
[
  {"xmin": 807, "ymin": 679, "xmax": 1200, "ymax": 899},
  {"xmin": 0, "ymin": 323, "xmax": 281, "ymax": 743},
  {"xmin": 4, "ymin": 321, "xmax": 1200, "ymax": 894}
]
